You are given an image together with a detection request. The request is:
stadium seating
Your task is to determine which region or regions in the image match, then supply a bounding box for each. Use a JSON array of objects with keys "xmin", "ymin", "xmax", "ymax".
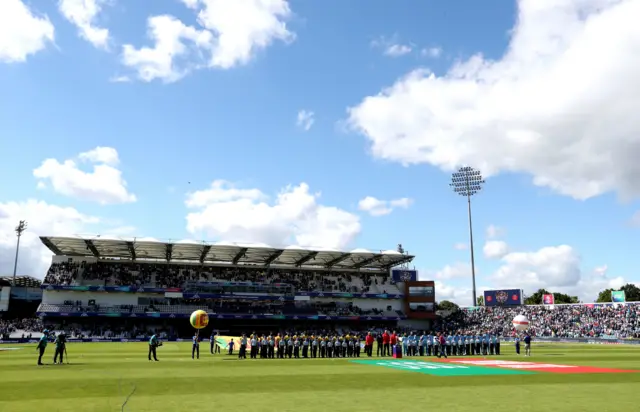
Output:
[
  {"xmin": 43, "ymin": 262, "xmax": 400, "ymax": 293},
  {"xmin": 446, "ymin": 303, "xmax": 640, "ymax": 339},
  {"xmin": 37, "ymin": 301, "xmax": 399, "ymax": 318}
]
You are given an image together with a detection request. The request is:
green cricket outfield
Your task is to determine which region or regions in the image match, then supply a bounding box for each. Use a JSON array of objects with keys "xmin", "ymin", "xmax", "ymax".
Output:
[{"xmin": 0, "ymin": 342, "xmax": 639, "ymax": 412}]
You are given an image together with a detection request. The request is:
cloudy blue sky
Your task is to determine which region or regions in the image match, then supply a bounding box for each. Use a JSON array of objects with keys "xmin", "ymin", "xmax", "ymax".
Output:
[{"xmin": 1, "ymin": 0, "xmax": 639, "ymax": 305}]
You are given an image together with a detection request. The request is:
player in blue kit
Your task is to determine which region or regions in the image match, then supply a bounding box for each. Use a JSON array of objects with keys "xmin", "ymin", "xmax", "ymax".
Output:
[{"xmin": 192, "ymin": 333, "xmax": 200, "ymax": 359}]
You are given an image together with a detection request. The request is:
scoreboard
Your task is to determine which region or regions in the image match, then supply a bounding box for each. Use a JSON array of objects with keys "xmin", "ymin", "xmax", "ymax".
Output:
[{"xmin": 402, "ymin": 280, "xmax": 436, "ymax": 319}]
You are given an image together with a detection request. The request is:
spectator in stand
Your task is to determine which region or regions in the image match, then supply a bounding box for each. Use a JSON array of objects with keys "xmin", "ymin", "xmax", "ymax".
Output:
[{"xmin": 42, "ymin": 261, "xmax": 399, "ymax": 295}]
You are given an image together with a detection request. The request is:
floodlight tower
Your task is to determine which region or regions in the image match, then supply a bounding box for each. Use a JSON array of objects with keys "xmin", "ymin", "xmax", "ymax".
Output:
[
  {"xmin": 450, "ymin": 167, "xmax": 485, "ymax": 307},
  {"xmin": 13, "ymin": 220, "xmax": 27, "ymax": 285},
  {"xmin": 397, "ymin": 243, "xmax": 409, "ymax": 269}
]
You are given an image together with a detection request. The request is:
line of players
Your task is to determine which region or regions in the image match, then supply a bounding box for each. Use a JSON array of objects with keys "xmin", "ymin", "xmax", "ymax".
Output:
[
  {"xmin": 398, "ymin": 332, "xmax": 503, "ymax": 357},
  {"xmin": 193, "ymin": 331, "xmax": 504, "ymax": 360},
  {"xmin": 241, "ymin": 333, "xmax": 365, "ymax": 359}
]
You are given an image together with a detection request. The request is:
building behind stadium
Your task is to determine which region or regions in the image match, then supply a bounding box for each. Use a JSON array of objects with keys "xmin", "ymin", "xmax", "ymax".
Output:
[{"xmin": 36, "ymin": 236, "xmax": 436, "ymax": 337}]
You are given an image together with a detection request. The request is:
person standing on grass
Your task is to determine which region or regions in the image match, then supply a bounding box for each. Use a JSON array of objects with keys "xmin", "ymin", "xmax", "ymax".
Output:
[
  {"xmin": 491, "ymin": 334, "xmax": 497, "ymax": 355},
  {"xmin": 36, "ymin": 329, "xmax": 49, "ymax": 365},
  {"xmin": 228, "ymin": 338, "xmax": 235, "ymax": 355},
  {"xmin": 365, "ymin": 332, "xmax": 374, "ymax": 357},
  {"xmin": 239, "ymin": 334, "xmax": 247, "ymax": 359},
  {"xmin": 192, "ymin": 333, "xmax": 200, "ymax": 360},
  {"xmin": 250, "ymin": 334, "xmax": 258, "ymax": 359},
  {"xmin": 311, "ymin": 335, "xmax": 318, "ymax": 358},
  {"xmin": 53, "ymin": 333, "xmax": 66, "ymax": 364},
  {"xmin": 382, "ymin": 330, "xmax": 390, "ymax": 356},
  {"xmin": 268, "ymin": 335, "xmax": 275, "ymax": 359},
  {"xmin": 496, "ymin": 334, "xmax": 501, "ymax": 355},
  {"xmin": 293, "ymin": 337, "xmax": 301, "ymax": 358},
  {"xmin": 287, "ymin": 335, "xmax": 294, "ymax": 358},
  {"xmin": 148, "ymin": 334, "xmax": 160, "ymax": 361},
  {"xmin": 524, "ymin": 333, "xmax": 532, "ymax": 356},
  {"xmin": 375, "ymin": 333, "xmax": 383, "ymax": 356},
  {"xmin": 302, "ymin": 336, "xmax": 309, "ymax": 358},
  {"xmin": 210, "ymin": 330, "xmax": 218, "ymax": 355},
  {"xmin": 278, "ymin": 335, "xmax": 285, "ymax": 359},
  {"xmin": 438, "ymin": 333, "xmax": 448, "ymax": 358},
  {"xmin": 514, "ymin": 335, "xmax": 521, "ymax": 355}
]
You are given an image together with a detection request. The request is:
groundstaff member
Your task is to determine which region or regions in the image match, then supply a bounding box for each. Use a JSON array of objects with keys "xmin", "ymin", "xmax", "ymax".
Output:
[
  {"xmin": 53, "ymin": 332, "xmax": 67, "ymax": 364},
  {"xmin": 524, "ymin": 333, "xmax": 532, "ymax": 356},
  {"xmin": 148, "ymin": 334, "xmax": 161, "ymax": 361},
  {"xmin": 36, "ymin": 329, "xmax": 49, "ymax": 366}
]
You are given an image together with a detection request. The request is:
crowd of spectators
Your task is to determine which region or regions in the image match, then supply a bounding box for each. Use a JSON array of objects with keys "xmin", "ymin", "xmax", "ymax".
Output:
[
  {"xmin": 40, "ymin": 298, "xmax": 398, "ymax": 317},
  {"xmin": 0, "ymin": 317, "xmax": 43, "ymax": 339},
  {"xmin": 42, "ymin": 261, "xmax": 398, "ymax": 294},
  {"xmin": 445, "ymin": 303, "xmax": 640, "ymax": 339}
]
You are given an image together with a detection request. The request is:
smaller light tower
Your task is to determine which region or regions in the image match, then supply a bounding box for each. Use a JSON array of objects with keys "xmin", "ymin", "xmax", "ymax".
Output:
[
  {"xmin": 397, "ymin": 243, "xmax": 409, "ymax": 269},
  {"xmin": 13, "ymin": 220, "xmax": 27, "ymax": 285},
  {"xmin": 450, "ymin": 167, "xmax": 485, "ymax": 307}
]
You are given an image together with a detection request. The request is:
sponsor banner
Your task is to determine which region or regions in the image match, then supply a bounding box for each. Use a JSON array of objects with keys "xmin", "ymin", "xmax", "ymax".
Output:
[
  {"xmin": 437, "ymin": 359, "xmax": 637, "ymax": 374},
  {"xmin": 36, "ymin": 311, "xmax": 406, "ymax": 321},
  {"xmin": 484, "ymin": 289, "xmax": 523, "ymax": 306},
  {"xmin": 351, "ymin": 360, "xmax": 533, "ymax": 376},
  {"xmin": 41, "ymin": 284, "xmax": 402, "ymax": 299},
  {"xmin": 391, "ymin": 270, "xmax": 417, "ymax": 283},
  {"xmin": 542, "ymin": 294, "xmax": 554, "ymax": 305}
]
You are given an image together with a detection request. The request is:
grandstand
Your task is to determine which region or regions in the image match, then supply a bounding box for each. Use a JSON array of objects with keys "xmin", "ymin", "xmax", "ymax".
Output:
[
  {"xmin": 36, "ymin": 236, "xmax": 435, "ymax": 336},
  {"xmin": 0, "ymin": 276, "xmax": 42, "ymax": 288}
]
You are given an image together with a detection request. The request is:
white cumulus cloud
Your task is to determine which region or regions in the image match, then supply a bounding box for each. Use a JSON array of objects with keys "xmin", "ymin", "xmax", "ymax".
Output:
[
  {"xmin": 357, "ymin": 196, "xmax": 413, "ymax": 217},
  {"xmin": 434, "ymin": 262, "xmax": 472, "ymax": 280},
  {"xmin": 384, "ymin": 44, "xmax": 412, "ymax": 57},
  {"xmin": 33, "ymin": 147, "xmax": 137, "ymax": 205},
  {"xmin": 421, "ymin": 47, "xmax": 442, "ymax": 58},
  {"xmin": 0, "ymin": 200, "xmax": 100, "ymax": 278},
  {"xmin": 483, "ymin": 240, "xmax": 509, "ymax": 259},
  {"xmin": 185, "ymin": 180, "xmax": 361, "ymax": 249},
  {"xmin": 454, "ymin": 242, "xmax": 468, "ymax": 250},
  {"xmin": 486, "ymin": 224, "xmax": 504, "ymax": 239},
  {"xmin": 490, "ymin": 244, "xmax": 631, "ymax": 302},
  {"xmin": 58, "ymin": 0, "xmax": 110, "ymax": 49},
  {"xmin": 371, "ymin": 36, "xmax": 412, "ymax": 57},
  {"xmin": 296, "ymin": 110, "xmax": 315, "ymax": 131},
  {"xmin": 0, "ymin": 0, "xmax": 55, "ymax": 63},
  {"xmin": 348, "ymin": 0, "xmax": 640, "ymax": 200},
  {"xmin": 123, "ymin": 0, "xmax": 294, "ymax": 82}
]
